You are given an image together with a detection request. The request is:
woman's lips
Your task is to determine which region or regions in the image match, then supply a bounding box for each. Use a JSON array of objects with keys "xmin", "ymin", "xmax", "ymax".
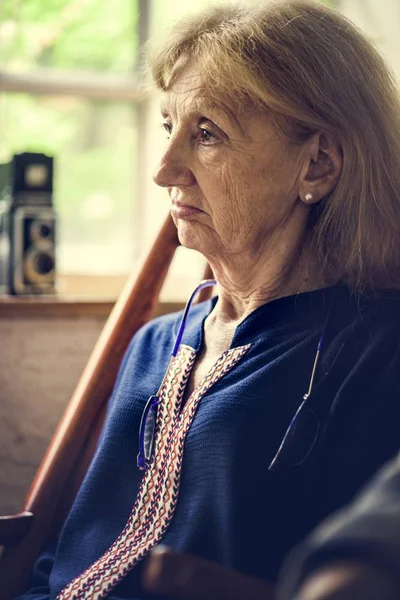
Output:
[{"xmin": 171, "ymin": 204, "xmax": 203, "ymax": 219}]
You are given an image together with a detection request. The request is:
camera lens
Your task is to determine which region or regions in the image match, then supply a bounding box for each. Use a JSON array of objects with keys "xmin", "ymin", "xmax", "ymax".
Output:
[
  {"xmin": 30, "ymin": 219, "xmax": 53, "ymax": 243},
  {"xmin": 38, "ymin": 223, "xmax": 51, "ymax": 238},
  {"xmin": 34, "ymin": 252, "xmax": 54, "ymax": 275}
]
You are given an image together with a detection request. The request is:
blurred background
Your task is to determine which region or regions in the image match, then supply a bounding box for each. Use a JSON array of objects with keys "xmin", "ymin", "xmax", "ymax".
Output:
[
  {"xmin": 2, "ymin": 0, "xmax": 399, "ymax": 300},
  {"xmin": 0, "ymin": 0, "xmax": 399, "ymax": 514}
]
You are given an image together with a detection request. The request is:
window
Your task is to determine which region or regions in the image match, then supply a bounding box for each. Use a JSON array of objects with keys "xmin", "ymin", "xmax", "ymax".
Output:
[
  {"xmin": 0, "ymin": 0, "xmax": 142, "ymax": 298},
  {"xmin": 0, "ymin": 93, "xmax": 137, "ymax": 275}
]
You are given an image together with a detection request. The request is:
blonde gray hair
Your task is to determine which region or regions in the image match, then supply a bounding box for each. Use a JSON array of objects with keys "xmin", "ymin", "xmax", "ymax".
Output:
[{"xmin": 149, "ymin": 0, "xmax": 400, "ymax": 292}]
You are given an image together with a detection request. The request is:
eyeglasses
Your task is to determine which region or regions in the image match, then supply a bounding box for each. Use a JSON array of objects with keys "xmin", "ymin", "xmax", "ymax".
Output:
[
  {"xmin": 137, "ymin": 279, "xmax": 217, "ymax": 470},
  {"xmin": 137, "ymin": 395, "xmax": 160, "ymax": 470},
  {"xmin": 137, "ymin": 279, "xmax": 331, "ymax": 473},
  {"xmin": 268, "ymin": 401, "xmax": 321, "ymax": 472},
  {"xmin": 268, "ymin": 306, "xmax": 331, "ymax": 472}
]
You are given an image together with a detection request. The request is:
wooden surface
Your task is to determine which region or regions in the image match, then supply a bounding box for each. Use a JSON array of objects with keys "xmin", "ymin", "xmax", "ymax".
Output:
[{"xmin": 0, "ymin": 297, "xmax": 184, "ymax": 319}]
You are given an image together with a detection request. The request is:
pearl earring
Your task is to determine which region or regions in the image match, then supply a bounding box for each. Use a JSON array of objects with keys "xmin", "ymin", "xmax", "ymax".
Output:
[{"xmin": 304, "ymin": 193, "xmax": 313, "ymax": 203}]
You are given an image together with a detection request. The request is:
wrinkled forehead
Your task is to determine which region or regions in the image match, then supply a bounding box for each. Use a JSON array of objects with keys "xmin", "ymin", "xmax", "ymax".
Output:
[{"xmin": 160, "ymin": 57, "xmax": 253, "ymax": 124}]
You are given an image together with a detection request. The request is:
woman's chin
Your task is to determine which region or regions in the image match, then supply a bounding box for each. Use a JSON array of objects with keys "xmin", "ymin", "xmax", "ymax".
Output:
[{"xmin": 175, "ymin": 220, "xmax": 208, "ymax": 253}]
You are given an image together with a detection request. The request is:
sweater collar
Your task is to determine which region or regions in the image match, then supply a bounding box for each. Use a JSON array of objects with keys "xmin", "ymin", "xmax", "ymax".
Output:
[
  {"xmin": 182, "ymin": 283, "xmax": 359, "ymax": 351},
  {"xmin": 231, "ymin": 283, "xmax": 355, "ymax": 344}
]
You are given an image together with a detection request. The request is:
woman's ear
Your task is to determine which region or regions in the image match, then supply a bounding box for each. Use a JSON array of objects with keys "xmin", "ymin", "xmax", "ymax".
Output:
[{"xmin": 299, "ymin": 132, "xmax": 342, "ymax": 204}]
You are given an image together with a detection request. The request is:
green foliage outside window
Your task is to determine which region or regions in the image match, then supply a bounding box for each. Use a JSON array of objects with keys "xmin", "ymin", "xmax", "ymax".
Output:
[{"xmin": 0, "ymin": 0, "xmax": 137, "ymax": 72}]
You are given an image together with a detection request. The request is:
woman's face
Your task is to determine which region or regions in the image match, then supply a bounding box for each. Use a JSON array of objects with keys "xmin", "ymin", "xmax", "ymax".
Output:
[{"xmin": 153, "ymin": 63, "xmax": 309, "ymax": 261}]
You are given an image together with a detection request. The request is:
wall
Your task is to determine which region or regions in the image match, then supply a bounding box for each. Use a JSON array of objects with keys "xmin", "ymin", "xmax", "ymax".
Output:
[
  {"xmin": 340, "ymin": 0, "xmax": 400, "ymax": 82},
  {"xmin": 0, "ymin": 315, "xmax": 105, "ymax": 514}
]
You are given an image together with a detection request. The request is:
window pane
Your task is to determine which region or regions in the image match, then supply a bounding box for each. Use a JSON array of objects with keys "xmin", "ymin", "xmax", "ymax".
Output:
[
  {"xmin": 0, "ymin": 93, "xmax": 138, "ymax": 274},
  {"xmin": 339, "ymin": 1, "xmax": 400, "ymax": 84},
  {"xmin": 0, "ymin": 0, "xmax": 137, "ymax": 73}
]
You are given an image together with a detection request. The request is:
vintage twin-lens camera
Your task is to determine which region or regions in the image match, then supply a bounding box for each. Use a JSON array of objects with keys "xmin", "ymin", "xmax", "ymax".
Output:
[{"xmin": 0, "ymin": 152, "xmax": 56, "ymax": 295}]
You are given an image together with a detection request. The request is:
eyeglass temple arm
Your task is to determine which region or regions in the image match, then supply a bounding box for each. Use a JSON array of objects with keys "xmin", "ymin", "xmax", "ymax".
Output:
[{"xmin": 172, "ymin": 279, "xmax": 217, "ymax": 356}]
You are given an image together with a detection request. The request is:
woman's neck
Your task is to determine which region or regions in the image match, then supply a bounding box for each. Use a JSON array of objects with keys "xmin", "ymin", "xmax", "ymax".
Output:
[{"xmin": 206, "ymin": 243, "xmax": 331, "ymax": 330}]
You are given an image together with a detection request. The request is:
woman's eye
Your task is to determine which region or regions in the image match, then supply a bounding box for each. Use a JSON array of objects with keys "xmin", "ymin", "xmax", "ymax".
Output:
[
  {"xmin": 159, "ymin": 120, "xmax": 220, "ymax": 144},
  {"xmin": 161, "ymin": 121, "xmax": 172, "ymax": 137},
  {"xmin": 199, "ymin": 128, "xmax": 217, "ymax": 143}
]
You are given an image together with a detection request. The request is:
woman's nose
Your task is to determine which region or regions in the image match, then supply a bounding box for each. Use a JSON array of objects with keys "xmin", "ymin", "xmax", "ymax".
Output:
[{"xmin": 153, "ymin": 141, "xmax": 195, "ymax": 188}]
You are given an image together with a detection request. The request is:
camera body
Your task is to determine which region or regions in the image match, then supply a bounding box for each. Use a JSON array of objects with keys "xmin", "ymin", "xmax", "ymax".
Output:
[{"xmin": 0, "ymin": 153, "xmax": 56, "ymax": 295}]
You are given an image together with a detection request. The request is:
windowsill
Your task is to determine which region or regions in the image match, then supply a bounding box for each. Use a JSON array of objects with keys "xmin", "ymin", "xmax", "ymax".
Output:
[
  {"xmin": 0, "ymin": 295, "xmax": 113, "ymax": 319},
  {"xmin": 0, "ymin": 295, "xmax": 184, "ymax": 319},
  {"xmin": 0, "ymin": 274, "xmax": 122, "ymax": 318},
  {"xmin": 0, "ymin": 273, "xmax": 204, "ymax": 318}
]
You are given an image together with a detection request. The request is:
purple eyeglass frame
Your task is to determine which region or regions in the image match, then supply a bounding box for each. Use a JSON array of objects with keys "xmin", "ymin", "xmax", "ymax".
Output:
[
  {"xmin": 268, "ymin": 304, "xmax": 332, "ymax": 471},
  {"xmin": 137, "ymin": 279, "xmax": 217, "ymax": 470}
]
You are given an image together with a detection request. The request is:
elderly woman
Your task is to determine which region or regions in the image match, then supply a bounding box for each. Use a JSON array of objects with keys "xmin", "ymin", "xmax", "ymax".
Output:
[{"xmin": 18, "ymin": 1, "xmax": 400, "ymax": 599}]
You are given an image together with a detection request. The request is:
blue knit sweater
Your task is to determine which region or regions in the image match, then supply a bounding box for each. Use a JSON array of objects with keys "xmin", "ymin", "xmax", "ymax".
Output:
[
  {"xmin": 279, "ymin": 452, "xmax": 400, "ymax": 599},
  {"xmin": 17, "ymin": 285, "xmax": 400, "ymax": 599}
]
